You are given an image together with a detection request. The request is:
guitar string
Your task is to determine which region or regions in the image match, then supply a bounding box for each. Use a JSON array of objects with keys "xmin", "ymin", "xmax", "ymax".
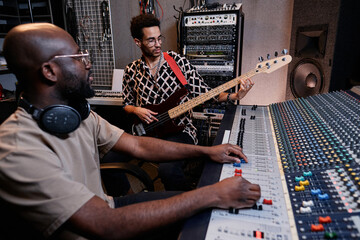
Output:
[
  {"xmin": 143, "ymin": 85, "xmax": 228, "ymax": 131},
  {"xmin": 143, "ymin": 112, "xmax": 171, "ymax": 131},
  {"xmin": 144, "ymin": 69, "xmax": 258, "ymax": 131},
  {"xmin": 168, "ymin": 57, "xmax": 283, "ymax": 117},
  {"xmin": 170, "ymin": 74, "xmax": 249, "ymax": 116}
]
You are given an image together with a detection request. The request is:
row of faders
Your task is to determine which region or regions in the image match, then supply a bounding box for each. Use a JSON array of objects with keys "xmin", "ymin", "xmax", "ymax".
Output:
[
  {"xmin": 205, "ymin": 105, "xmax": 296, "ymax": 240},
  {"xmin": 269, "ymin": 90, "xmax": 360, "ymax": 239}
]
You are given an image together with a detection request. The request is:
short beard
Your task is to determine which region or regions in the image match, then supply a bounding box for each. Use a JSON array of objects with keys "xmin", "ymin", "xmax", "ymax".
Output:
[
  {"xmin": 141, "ymin": 45, "xmax": 161, "ymax": 58},
  {"xmin": 62, "ymin": 70, "xmax": 95, "ymax": 100}
]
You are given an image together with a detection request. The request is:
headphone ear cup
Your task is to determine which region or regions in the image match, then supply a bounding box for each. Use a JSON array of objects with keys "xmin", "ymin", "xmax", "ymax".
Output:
[
  {"xmin": 70, "ymin": 98, "xmax": 91, "ymax": 121},
  {"xmin": 19, "ymin": 96, "xmax": 90, "ymax": 135},
  {"xmin": 40, "ymin": 105, "xmax": 81, "ymax": 135}
]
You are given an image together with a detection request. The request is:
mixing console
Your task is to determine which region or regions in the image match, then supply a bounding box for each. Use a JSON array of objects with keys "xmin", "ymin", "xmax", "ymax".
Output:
[{"xmin": 202, "ymin": 90, "xmax": 360, "ymax": 240}]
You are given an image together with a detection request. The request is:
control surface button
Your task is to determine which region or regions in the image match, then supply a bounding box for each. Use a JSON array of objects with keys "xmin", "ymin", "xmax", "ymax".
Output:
[
  {"xmin": 319, "ymin": 216, "xmax": 332, "ymax": 224},
  {"xmin": 263, "ymin": 199, "xmax": 273, "ymax": 205},
  {"xmin": 311, "ymin": 224, "xmax": 325, "ymax": 232}
]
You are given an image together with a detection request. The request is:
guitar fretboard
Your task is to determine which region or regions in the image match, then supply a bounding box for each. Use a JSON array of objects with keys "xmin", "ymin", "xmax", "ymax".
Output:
[
  {"xmin": 167, "ymin": 54, "xmax": 292, "ymax": 119},
  {"xmin": 168, "ymin": 69, "xmax": 257, "ymax": 119}
]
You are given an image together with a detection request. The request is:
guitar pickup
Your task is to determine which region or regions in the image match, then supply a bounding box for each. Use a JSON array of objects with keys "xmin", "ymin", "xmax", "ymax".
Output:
[{"xmin": 134, "ymin": 123, "xmax": 146, "ymax": 136}]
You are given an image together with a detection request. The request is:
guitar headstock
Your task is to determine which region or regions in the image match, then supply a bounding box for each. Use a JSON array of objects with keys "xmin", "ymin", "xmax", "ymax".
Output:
[{"xmin": 255, "ymin": 51, "xmax": 292, "ymax": 74}]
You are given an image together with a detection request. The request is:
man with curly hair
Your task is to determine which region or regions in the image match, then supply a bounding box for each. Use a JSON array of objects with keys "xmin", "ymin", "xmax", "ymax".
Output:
[{"xmin": 123, "ymin": 14, "xmax": 254, "ymax": 190}]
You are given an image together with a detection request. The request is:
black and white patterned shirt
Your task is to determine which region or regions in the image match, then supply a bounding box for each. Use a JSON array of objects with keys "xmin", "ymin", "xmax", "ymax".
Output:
[{"xmin": 123, "ymin": 51, "xmax": 212, "ymax": 144}]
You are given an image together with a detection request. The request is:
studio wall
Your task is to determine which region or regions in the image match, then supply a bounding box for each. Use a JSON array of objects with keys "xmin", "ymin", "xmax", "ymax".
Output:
[{"xmin": 110, "ymin": 0, "xmax": 294, "ymax": 105}]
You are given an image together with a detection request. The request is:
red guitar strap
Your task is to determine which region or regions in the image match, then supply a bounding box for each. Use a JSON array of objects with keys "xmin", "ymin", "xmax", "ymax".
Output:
[{"xmin": 163, "ymin": 52, "xmax": 189, "ymax": 87}]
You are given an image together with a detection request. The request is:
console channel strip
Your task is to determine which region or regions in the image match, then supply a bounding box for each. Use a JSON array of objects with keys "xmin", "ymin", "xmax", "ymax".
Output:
[
  {"xmin": 204, "ymin": 90, "xmax": 360, "ymax": 240},
  {"xmin": 205, "ymin": 105, "xmax": 297, "ymax": 240}
]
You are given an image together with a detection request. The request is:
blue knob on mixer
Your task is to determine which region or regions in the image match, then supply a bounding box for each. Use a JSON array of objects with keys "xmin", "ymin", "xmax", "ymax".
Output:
[{"xmin": 318, "ymin": 193, "xmax": 330, "ymax": 200}]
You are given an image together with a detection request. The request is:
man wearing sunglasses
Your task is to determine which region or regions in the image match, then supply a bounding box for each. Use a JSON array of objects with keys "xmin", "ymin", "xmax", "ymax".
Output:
[
  {"xmin": 123, "ymin": 14, "xmax": 254, "ymax": 191},
  {"xmin": 0, "ymin": 22, "xmax": 260, "ymax": 239}
]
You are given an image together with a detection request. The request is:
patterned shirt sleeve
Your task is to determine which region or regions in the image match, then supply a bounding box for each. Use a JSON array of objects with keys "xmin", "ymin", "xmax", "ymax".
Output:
[{"xmin": 122, "ymin": 62, "xmax": 137, "ymax": 106}]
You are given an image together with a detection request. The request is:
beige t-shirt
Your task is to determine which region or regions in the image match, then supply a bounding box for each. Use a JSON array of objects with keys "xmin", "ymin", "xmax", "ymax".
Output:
[{"xmin": 0, "ymin": 108, "xmax": 124, "ymax": 239}]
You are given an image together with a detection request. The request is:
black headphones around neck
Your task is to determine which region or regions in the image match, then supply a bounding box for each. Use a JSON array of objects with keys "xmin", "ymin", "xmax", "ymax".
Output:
[{"xmin": 18, "ymin": 96, "xmax": 90, "ymax": 135}]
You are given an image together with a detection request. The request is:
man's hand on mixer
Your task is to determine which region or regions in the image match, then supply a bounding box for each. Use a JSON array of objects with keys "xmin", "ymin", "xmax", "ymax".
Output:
[
  {"xmin": 207, "ymin": 143, "xmax": 248, "ymax": 163},
  {"xmin": 211, "ymin": 177, "xmax": 261, "ymax": 209}
]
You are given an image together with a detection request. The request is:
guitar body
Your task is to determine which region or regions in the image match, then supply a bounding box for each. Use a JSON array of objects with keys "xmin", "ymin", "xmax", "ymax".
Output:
[{"xmin": 132, "ymin": 87, "xmax": 189, "ymax": 138}]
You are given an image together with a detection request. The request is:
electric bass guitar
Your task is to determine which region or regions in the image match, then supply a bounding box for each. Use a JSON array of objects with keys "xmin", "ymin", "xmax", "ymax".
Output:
[{"xmin": 132, "ymin": 54, "xmax": 292, "ymax": 137}]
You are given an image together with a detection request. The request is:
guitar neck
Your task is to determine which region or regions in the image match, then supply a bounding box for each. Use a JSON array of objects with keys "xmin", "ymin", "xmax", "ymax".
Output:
[
  {"xmin": 168, "ymin": 69, "xmax": 257, "ymax": 119},
  {"xmin": 167, "ymin": 54, "xmax": 292, "ymax": 119}
]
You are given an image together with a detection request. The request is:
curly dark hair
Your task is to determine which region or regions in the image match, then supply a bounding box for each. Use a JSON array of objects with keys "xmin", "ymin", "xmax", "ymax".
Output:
[{"xmin": 130, "ymin": 14, "xmax": 160, "ymax": 40}]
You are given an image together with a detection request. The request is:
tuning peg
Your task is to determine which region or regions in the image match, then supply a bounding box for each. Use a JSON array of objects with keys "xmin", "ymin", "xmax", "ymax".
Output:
[
  {"xmin": 267, "ymin": 54, "xmax": 270, "ymax": 60},
  {"xmin": 282, "ymin": 49, "xmax": 288, "ymax": 55},
  {"xmin": 274, "ymin": 51, "xmax": 278, "ymax": 57},
  {"xmin": 258, "ymin": 56, "xmax": 264, "ymax": 62}
]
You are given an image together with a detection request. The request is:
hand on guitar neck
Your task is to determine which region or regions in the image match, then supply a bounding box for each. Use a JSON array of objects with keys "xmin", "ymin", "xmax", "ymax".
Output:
[
  {"xmin": 236, "ymin": 78, "xmax": 254, "ymax": 100},
  {"xmin": 218, "ymin": 78, "xmax": 254, "ymax": 102}
]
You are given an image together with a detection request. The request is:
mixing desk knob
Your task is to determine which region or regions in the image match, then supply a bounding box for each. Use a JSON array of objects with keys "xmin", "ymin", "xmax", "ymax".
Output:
[
  {"xmin": 324, "ymin": 232, "xmax": 338, "ymax": 239},
  {"xmin": 346, "ymin": 196, "xmax": 354, "ymax": 202},
  {"xmin": 302, "ymin": 200, "xmax": 314, "ymax": 207},
  {"xmin": 311, "ymin": 189, "xmax": 322, "ymax": 195},
  {"xmin": 311, "ymin": 224, "xmax": 324, "ymax": 232},
  {"xmin": 295, "ymin": 176, "xmax": 305, "ymax": 182},
  {"xmin": 351, "ymin": 192, "xmax": 359, "ymax": 200},
  {"xmin": 319, "ymin": 216, "xmax": 332, "ymax": 224},
  {"xmin": 253, "ymin": 231, "xmax": 264, "ymax": 239},
  {"xmin": 332, "ymin": 175, "xmax": 341, "ymax": 181},
  {"xmin": 347, "ymin": 183, "xmax": 356, "ymax": 191},
  {"xmin": 234, "ymin": 169, "xmax": 242, "ymax": 173},
  {"xmin": 233, "ymin": 162, "xmax": 241, "ymax": 167},
  {"xmin": 347, "ymin": 202, "xmax": 358, "ymax": 209},
  {"xmin": 341, "ymin": 190, "xmax": 351, "ymax": 197},
  {"xmin": 300, "ymin": 206, "xmax": 312, "ymax": 213},
  {"xmin": 262, "ymin": 199, "xmax": 273, "ymax": 205},
  {"xmin": 299, "ymin": 180, "xmax": 310, "ymax": 186},
  {"xmin": 337, "ymin": 185, "xmax": 347, "ymax": 192},
  {"xmin": 318, "ymin": 193, "xmax": 330, "ymax": 200}
]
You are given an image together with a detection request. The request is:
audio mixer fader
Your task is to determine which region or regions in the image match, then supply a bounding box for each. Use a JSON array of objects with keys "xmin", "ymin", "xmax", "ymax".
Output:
[{"xmin": 203, "ymin": 91, "xmax": 360, "ymax": 240}]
